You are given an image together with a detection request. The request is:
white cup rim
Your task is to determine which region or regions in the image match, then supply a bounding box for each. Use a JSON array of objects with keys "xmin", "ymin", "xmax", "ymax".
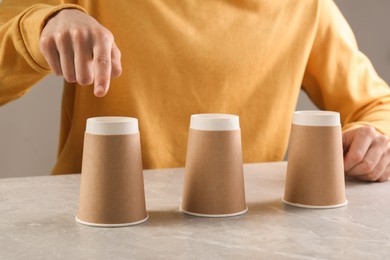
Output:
[
  {"xmin": 86, "ymin": 117, "xmax": 139, "ymax": 135},
  {"xmin": 293, "ymin": 110, "xmax": 340, "ymax": 126},
  {"xmin": 190, "ymin": 114, "xmax": 240, "ymax": 131}
]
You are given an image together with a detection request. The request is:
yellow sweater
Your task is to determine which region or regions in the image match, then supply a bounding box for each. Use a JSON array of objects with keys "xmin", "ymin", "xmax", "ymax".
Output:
[{"xmin": 1, "ymin": 0, "xmax": 390, "ymax": 174}]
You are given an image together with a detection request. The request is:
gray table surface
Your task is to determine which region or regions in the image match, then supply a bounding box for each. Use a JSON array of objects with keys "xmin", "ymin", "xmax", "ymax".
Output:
[{"xmin": 0, "ymin": 162, "xmax": 389, "ymax": 259}]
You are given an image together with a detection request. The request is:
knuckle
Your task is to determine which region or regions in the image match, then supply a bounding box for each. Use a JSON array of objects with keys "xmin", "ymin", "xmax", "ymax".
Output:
[
  {"xmin": 39, "ymin": 35, "xmax": 54, "ymax": 50},
  {"xmin": 360, "ymin": 126, "xmax": 377, "ymax": 138},
  {"xmin": 111, "ymin": 61, "xmax": 122, "ymax": 77},
  {"xmin": 348, "ymin": 151, "xmax": 365, "ymax": 164},
  {"xmin": 111, "ymin": 66, "xmax": 122, "ymax": 78},
  {"xmin": 377, "ymin": 134, "xmax": 389, "ymax": 144},
  {"xmin": 360, "ymin": 160, "xmax": 375, "ymax": 173},
  {"xmin": 71, "ymin": 29, "xmax": 89, "ymax": 44},
  {"xmin": 50, "ymin": 32, "xmax": 71, "ymax": 50},
  {"xmin": 53, "ymin": 31, "xmax": 69, "ymax": 42},
  {"xmin": 95, "ymin": 56, "xmax": 110, "ymax": 65},
  {"xmin": 93, "ymin": 28, "xmax": 114, "ymax": 42}
]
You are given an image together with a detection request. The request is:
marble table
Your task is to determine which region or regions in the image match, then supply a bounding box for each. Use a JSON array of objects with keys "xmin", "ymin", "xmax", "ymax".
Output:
[{"xmin": 1, "ymin": 162, "xmax": 389, "ymax": 259}]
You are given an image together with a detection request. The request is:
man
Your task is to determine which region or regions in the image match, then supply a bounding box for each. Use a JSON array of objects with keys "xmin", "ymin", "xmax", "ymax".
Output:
[{"xmin": 1, "ymin": 0, "xmax": 389, "ymax": 181}]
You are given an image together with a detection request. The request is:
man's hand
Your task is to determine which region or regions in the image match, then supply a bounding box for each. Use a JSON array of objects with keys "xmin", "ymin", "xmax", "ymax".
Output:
[
  {"xmin": 40, "ymin": 9, "xmax": 122, "ymax": 97},
  {"xmin": 343, "ymin": 126, "xmax": 390, "ymax": 182}
]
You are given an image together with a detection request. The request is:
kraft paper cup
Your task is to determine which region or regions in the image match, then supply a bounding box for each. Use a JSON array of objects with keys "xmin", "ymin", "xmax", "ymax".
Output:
[
  {"xmin": 76, "ymin": 117, "xmax": 148, "ymax": 227},
  {"xmin": 180, "ymin": 114, "xmax": 248, "ymax": 217},
  {"xmin": 283, "ymin": 111, "xmax": 348, "ymax": 209}
]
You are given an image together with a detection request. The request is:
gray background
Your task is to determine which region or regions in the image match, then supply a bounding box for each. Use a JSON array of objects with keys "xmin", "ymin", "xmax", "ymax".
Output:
[{"xmin": 0, "ymin": 1, "xmax": 389, "ymax": 178}]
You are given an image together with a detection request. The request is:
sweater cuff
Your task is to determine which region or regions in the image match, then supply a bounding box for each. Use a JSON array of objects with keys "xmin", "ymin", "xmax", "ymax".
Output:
[{"xmin": 19, "ymin": 4, "xmax": 87, "ymax": 72}]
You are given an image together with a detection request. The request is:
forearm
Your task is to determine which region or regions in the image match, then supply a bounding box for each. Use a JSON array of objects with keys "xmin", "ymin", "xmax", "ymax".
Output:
[
  {"xmin": 301, "ymin": 0, "xmax": 390, "ymax": 137},
  {"xmin": 342, "ymin": 93, "xmax": 390, "ymax": 137}
]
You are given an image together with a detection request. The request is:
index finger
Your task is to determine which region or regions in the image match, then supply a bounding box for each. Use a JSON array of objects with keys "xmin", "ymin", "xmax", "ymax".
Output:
[{"xmin": 93, "ymin": 43, "xmax": 112, "ymax": 97}]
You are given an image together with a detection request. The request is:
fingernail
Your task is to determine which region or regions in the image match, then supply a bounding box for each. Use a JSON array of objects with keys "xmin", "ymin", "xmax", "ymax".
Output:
[{"xmin": 94, "ymin": 84, "xmax": 105, "ymax": 97}]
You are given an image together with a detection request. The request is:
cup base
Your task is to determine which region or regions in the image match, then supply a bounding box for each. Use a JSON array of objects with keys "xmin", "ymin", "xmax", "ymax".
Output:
[
  {"xmin": 75, "ymin": 215, "xmax": 149, "ymax": 227},
  {"xmin": 179, "ymin": 206, "xmax": 248, "ymax": 218},
  {"xmin": 282, "ymin": 199, "xmax": 348, "ymax": 209}
]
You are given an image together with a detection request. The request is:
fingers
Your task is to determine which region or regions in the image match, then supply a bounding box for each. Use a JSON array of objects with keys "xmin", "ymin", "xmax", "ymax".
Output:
[
  {"xmin": 92, "ymin": 33, "xmax": 123, "ymax": 97},
  {"xmin": 92, "ymin": 32, "xmax": 113, "ymax": 97},
  {"xmin": 343, "ymin": 126, "xmax": 390, "ymax": 182},
  {"xmin": 39, "ymin": 9, "xmax": 122, "ymax": 97},
  {"xmin": 39, "ymin": 36, "xmax": 62, "ymax": 76},
  {"xmin": 56, "ymin": 32, "xmax": 76, "ymax": 83},
  {"xmin": 111, "ymin": 42, "xmax": 122, "ymax": 78},
  {"xmin": 343, "ymin": 127, "xmax": 375, "ymax": 171},
  {"xmin": 350, "ymin": 149, "xmax": 390, "ymax": 181},
  {"xmin": 73, "ymin": 29, "xmax": 94, "ymax": 86},
  {"xmin": 377, "ymin": 164, "xmax": 390, "ymax": 182},
  {"xmin": 346, "ymin": 135, "xmax": 388, "ymax": 175},
  {"xmin": 41, "ymin": 31, "xmax": 77, "ymax": 82}
]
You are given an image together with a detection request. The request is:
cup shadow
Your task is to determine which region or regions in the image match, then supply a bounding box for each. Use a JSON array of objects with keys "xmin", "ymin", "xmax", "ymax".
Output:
[
  {"xmin": 245, "ymin": 199, "xmax": 285, "ymax": 215},
  {"xmin": 142, "ymin": 208, "xmax": 191, "ymax": 227},
  {"xmin": 143, "ymin": 199, "xmax": 283, "ymax": 227}
]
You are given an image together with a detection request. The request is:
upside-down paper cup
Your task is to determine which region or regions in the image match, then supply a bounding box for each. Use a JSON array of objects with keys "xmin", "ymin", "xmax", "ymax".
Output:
[
  {"xmin": 180, "ymin": 114, "xmax": 248, "ymax": 217},
  {"xmin": 76, "ymin": 117, "xmax": 148, "ymax": 227},
  {"xmin": 283, "ymin": 111, "xmax": 348, "ymax": 209}
]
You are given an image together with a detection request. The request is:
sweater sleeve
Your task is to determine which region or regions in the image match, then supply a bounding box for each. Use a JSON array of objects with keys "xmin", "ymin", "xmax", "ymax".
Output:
[
  {"xmin": 0, "ymin": 1, "xmax": 85, "ymax": 106},
  {"xmin": 302, "ymin": 0, "xmax": 390, "ymax": 135}
]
